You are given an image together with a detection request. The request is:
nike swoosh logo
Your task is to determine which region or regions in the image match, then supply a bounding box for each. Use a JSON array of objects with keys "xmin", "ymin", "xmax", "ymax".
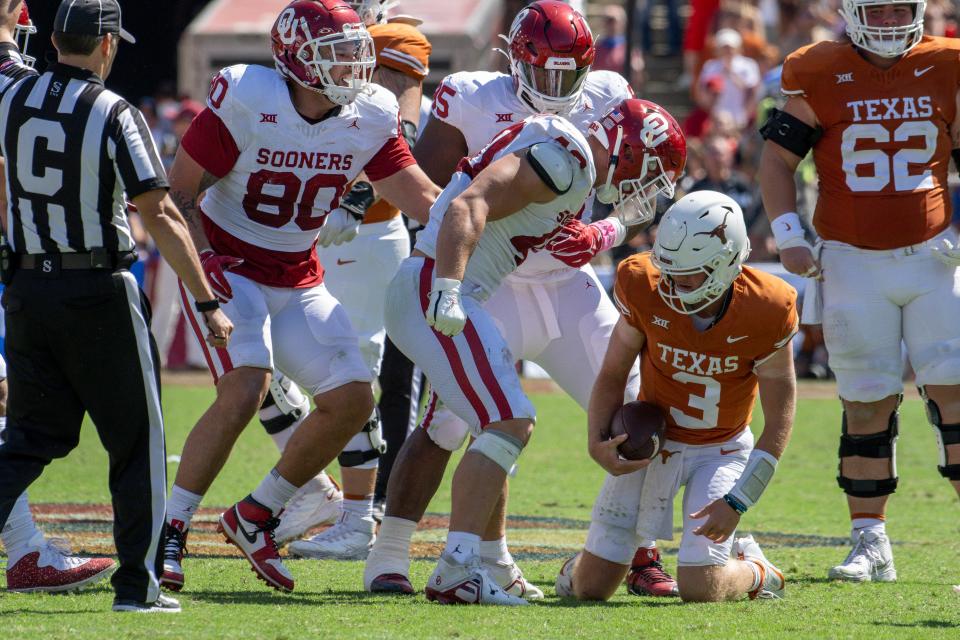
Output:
[
  {"xmin": 727, "ymin": 335, "xmax": 748, "ymax": 343},
  {"xmin": 235, "ymin": 511, "xmax": 259, "ymax": 544},
  {"xmin": 720, "ymin": 448, "xmax": 740, "ymax": 455},
  {"xmin": 336, "ymin": 258, "xmax": 356, "ymax": 266},
  {"xmin": 915, "ymin": 65, "xmax": 934, "ymax": 77}
]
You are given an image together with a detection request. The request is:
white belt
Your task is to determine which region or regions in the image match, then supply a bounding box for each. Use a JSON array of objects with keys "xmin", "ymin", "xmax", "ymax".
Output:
[{"xmin": 822, "ymin": 228, "xmax": 955, "ymax": 258}]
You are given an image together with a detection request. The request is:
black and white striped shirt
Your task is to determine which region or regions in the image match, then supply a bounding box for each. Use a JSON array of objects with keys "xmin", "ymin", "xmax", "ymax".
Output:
[{"xmin": 0, "ymin": 43, "xmax": 167, "ymax": 254}]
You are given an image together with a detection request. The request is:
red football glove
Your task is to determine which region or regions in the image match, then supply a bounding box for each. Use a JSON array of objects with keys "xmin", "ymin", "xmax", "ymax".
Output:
[
  {"xmin": 200, "ymin": 249, "xmax": 243, "ymax": 303},
  {"xmin": 546, "ymin": 218, "xmax": 626, "ymax": 268}
]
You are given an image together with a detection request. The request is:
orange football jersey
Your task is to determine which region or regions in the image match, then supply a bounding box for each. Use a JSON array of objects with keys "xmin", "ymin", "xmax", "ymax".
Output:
[
  {"xmin": 781, "ymin": 37, "xmax": 960, "ymax": 249},
  {"xmin": 614, "ymin": 253, "xmax": 798, "ymax": 445},
  {"xmin": 364, "ymin": 21, "xmax": 432, "ymax": 224}
]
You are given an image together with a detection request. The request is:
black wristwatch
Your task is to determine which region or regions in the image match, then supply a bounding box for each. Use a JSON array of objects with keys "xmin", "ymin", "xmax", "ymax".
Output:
[{"xmin": 195, "ymin": 299, "xmax": 220, "ymax": 313}]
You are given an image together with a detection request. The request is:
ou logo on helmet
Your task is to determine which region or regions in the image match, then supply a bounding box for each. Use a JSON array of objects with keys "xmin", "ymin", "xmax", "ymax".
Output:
[
  {"xmin": 640, "ymin": 112, "xmax": 669, "ymax": 148},
  {"xmin": 276, "ymin": 8, "xmax": 305, "ymax": 45}
]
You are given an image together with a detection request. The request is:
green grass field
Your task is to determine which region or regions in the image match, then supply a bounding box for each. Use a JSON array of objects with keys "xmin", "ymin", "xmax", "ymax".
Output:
[{"xmin": 1, "ymin": 384, "xmax": 959, "ymax": 639}]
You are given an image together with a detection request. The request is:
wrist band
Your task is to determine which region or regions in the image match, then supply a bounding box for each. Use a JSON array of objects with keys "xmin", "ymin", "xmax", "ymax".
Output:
[
  {"xmin": 728, "ymin": 448, "xmax": 779, "ymax": 509},
  {"xmin": 595, "ymin": 218, "xmax": 626, "ymax": 253},
  {"xmin": 194, "ymin": 299, "xmax": 220, "ymax": 313},
  {"xmin": 723, "ymin": 493, "xmax": 748, "ymax": 515},
  {"xmin": 771, "ymin": 212, "xmax": 804, "ymax": 249}
]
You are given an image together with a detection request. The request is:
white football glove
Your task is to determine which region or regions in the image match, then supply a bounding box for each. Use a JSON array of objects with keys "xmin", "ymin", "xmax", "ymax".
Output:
[
  {"xmin": 317, "ymin": 208, "xmax": 360, "ymax": 248},
  {"xmin": 931, "ymin": 238, "xmax": 960, "ymax": 267},
  {"xmin": 426, "ymin": 277, "xmax": 467, "ymax": 337}
]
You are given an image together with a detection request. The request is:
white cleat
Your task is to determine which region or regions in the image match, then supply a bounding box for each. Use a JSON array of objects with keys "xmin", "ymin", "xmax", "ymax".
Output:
[
  {"xmin": 287, "ymin": 511, "xmax": 375, "ymax": 560},
  {"xmin": 828, "ymin": 530, "xmax": 897, "ymax": 583},
  {"xmin": 274, "ymin": 473, "xmax": 343, "ymax": 546},
  {"xmin": 733, "ymin": 535, "xmax": 785, "ymax": 599},
  {"xmin": 554, "ymin": 554, "xmax": 578, "ymax": 598},
  {"xmin": 484, "ymin": 559, "xmax": 544, "ymax": 600},
  {"xmin": 425, "ymin": 553, "xmax": 529, "ymax": 606}
]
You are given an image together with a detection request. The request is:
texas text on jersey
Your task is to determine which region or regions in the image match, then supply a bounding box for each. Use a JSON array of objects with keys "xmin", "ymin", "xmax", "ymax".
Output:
[
  {"xmin": 614, "ymin": 253, "xmax": 798, "ymax": 444},
  {"xmin": 781, "ymin": 36, "xmax": 960, "ymax": 249},
  {"xmin": 414, "ymin": 115, "xmax": 596, "ymax": 297},
  {"xmin": 180, "ymin": 64, "xmax": 415, "ymax": 287}
]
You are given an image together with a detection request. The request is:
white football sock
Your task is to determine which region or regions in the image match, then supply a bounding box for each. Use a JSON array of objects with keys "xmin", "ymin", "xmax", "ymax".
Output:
[
  {"xmin": 251, "ymin": 467, "xmax": 299, "ymax": 515},
  {"xmin": 444, "ymin": 531, "xmax": 480, "ymax": 563},
  {"xmin": 1, "ymin": 492, "xmax": 42, "ymax": 565},
  {"xmin": 745, "ymin": 559, "xmax": 763, "ymax": 593},
  {"xmin": 166, "ymin": 485, "xmax": 203, "ymax": 530},
  {"xmin": 480, "ymin": 536, "xmax": 513, "ymax": 565},
  {"xmin": 851, "ymin": 516, "xmax": 885, "ymax": 541},
  {"xmin": 343, "ymin": 494, "xmax": 375, "ymax": 523},
  {"xmin": 364, "ymin": 516, "xmax": 417, "ymax": 589}
]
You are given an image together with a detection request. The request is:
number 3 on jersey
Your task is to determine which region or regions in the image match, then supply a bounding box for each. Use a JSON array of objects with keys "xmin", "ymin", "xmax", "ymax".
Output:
[{"xmin": 670, "ymin": 371, "xmax": 721, "ymax": 429}]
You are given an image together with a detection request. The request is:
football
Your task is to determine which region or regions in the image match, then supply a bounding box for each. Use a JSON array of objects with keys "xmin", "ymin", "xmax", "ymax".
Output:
[{"xmin": 609, "ymin": 401, "xmax": 667, "ymax": 461}]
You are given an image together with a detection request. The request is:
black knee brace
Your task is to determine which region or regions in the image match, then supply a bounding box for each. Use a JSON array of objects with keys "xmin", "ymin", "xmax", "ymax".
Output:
[
  {"xmin": 837, "ymin": 408, "xmax": 899, "ymax": 498},
  {"xmin": 922, "ymin": 394, "xmax": 960, "ymax": 481},
  {"xmin": 338, "ymin": 408, "xmax": 387, "ymax": 468}
]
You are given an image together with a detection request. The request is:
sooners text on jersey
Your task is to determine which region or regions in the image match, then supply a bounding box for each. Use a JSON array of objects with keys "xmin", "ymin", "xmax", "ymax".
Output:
[{"xmin": 181, "ymin": 64, "xmax": 414, "ymax": 287}]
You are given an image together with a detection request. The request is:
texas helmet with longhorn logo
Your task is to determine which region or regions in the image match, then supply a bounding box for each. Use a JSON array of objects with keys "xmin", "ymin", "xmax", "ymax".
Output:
[
  {"xmin": 15, "ymin": 2, "xmax": 36, "ymax": 68},
  {"xmin": 652, "ymin": 190, "xmax": 751, "ymax": 315},
  {"xmin": 500, "ymin": 0, "xmax": 595, "ymax": 115},
  {"xmin": 271, "ymin": 0, "xmax": 376, "ymax": 106},
  {"xmin": 589, "ymin": 98, "xmax": 686, "ymax": 227}
]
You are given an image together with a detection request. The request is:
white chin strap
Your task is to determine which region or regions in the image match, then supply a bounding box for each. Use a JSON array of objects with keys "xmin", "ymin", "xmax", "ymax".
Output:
[{"xmin": 594, "ymin": 125, "xmax": 623, "ymax": 204}]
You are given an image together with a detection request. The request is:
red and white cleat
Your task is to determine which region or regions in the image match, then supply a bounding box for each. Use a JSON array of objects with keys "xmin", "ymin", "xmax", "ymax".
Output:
[
  {"xmin": 159, "ymin": 520, "xmax": 188, "ymax": 592},
  {"xmin": 425, "ymin": 554, "xmax": 528, "ymax": 606},
  {"xmin": 6, "ymin": 533, "xmax": 115, "ymax": 593},
  {"xmin": 218, "ymin": 498, "xmax": 294, "ymax": 592},
  {"xmin": 368, "ymin": 572, "xmax": 415, "ymax": 595},
  {"xmin": 554, "ymin": 554, "xmax": 578, "ymax": 598},
  {"xmin": 626, "ymin": 547, "xmax": 679, "ymax": 597},
  {"xmin": 484, "ymin": 560, "xmax": 544, "ymax": 600}
]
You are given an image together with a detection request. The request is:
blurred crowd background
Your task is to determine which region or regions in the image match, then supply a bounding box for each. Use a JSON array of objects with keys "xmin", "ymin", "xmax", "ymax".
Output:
[{"xmin": 32, "ymin": 0, "xmax": 958, "ymax": 376}]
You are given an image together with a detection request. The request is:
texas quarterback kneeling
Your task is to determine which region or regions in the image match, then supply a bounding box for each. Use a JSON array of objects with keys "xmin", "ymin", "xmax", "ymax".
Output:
[{"xmin": 557, "ymin": 191, "xmax": 798, "ymax": 602}]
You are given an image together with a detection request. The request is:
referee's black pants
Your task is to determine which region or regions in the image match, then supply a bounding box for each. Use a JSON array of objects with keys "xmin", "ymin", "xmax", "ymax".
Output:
[
  {"xmin": 374, "ymin": 335, "xmax": 424, "ymax": 501},
  {"xmin": 0, "ymin": 266, "xmax": 167, "ymax": 603}
]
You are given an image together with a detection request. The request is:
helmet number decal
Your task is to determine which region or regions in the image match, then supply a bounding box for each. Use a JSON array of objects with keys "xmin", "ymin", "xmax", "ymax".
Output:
[{"xmin": 640, "ymin": 113, "xmax": 669, "ymax": 148}]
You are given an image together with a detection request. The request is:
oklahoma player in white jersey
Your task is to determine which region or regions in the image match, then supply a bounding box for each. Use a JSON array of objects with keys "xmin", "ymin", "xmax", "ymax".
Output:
[
  {"xmin": 158, "ymin": 0, "xmax": 440, "ymax": 594},
  {"xmin": 365, "ymin": 1, "xmax": 686, "ymax": 599},
  {"xmin": 256, "ymin": 0, "xmax": 434, "ymax": 558},
  {"xmin": 383, "ymin": 98, "xmax": 676, "ymax": 605}
]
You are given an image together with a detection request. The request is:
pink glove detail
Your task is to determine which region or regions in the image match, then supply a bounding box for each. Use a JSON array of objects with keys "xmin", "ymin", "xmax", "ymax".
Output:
[
  {"xmin": 546, "ymin": 218, "xmax": 625, "ymax": 268},
  {"xmin": 200, "ymin": 249, "xmax": 243, "ymax": 303}
]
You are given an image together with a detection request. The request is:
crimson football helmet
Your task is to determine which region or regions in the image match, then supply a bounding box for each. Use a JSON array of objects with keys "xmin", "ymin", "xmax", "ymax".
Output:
[
  {"xmin": 499, "ymin": 0, "xmax": 595, "ymax": 115},
  {"xmin": 345, "ymin": 0, "xmax": 396, "ymax": 26},
  {"xmin": 272, "ymin": 0, "xmax": 376, "ymax": 106},
  {"xmin": 15, "ymin": 3, "xmax": 36, "ymax": 68},
  {"xmin": 589, "ymin": 99, "xmax": 686, "ymax": 227}
]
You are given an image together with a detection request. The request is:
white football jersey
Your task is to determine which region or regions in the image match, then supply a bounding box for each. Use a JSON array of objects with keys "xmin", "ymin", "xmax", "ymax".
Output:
[
  {"xmin": 200, "ymin": 65, "xmax": 404, "ymax": 253},
  {"xmin": 430, "ymin": 69, "xmax": 632, "ymax": 277},
  {"xmin": 415, "ymin": 115, "xmax": 596, "ymax": 298}
]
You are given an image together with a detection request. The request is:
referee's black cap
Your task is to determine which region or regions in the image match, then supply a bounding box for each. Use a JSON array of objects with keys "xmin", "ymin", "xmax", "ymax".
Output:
[{"xmin": 54, "ymin": 0, "xmax": 136, "ymax": 44}]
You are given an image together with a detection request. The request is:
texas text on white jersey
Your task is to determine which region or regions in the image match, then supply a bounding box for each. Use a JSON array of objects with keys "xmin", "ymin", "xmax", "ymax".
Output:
[
  {"xmin": 430, "ymin": 69, "xmax": 632, "ymax": 277},
  {"xmin": 414, "ymin": 115, "xmax": 596, "ymax": 298},
  {"xmin": 181, "ymin": 64, "xmax": 415, "ymax": 288}
]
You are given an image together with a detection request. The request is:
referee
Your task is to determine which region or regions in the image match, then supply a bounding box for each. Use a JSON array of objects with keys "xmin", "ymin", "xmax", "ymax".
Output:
[{"xmin": 0, "ymin": 0, "xmax": 231, "ymax": 613}]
